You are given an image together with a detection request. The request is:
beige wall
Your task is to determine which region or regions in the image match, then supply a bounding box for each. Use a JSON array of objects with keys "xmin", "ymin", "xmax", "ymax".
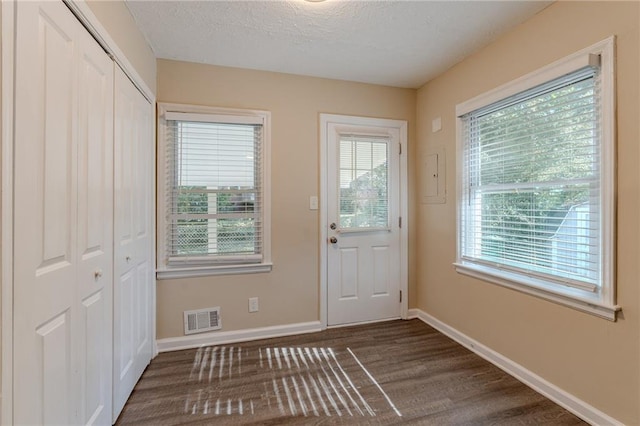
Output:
[
  {"xmin": 156, "ymin": 60, "xmax": 417, "ymax": 339},
  {"xmin": 415, "ymin": 1, "xmax": 639, "ymax": 423},
  {"xmin": 86, "ymin": 0, "xmax": 156, "ymax": 93}
]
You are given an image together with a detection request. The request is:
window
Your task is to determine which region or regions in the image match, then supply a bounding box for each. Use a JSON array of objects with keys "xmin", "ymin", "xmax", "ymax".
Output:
[
  {"xmin": 455, "ymin": 38, "xmax": 618, "ymax": 320},
  {"xmin": 339, "ymin": 135, "xmax": 390, "ymax": 230},
  {"xmin": 157, "ymin": 104, "xmax": 271, "ymax": 278}
]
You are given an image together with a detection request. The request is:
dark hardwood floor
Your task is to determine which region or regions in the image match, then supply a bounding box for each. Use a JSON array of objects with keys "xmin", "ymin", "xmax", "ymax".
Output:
[{"xmin": 116, "ymin": 319, "xmax": 586, "ymax": 425}]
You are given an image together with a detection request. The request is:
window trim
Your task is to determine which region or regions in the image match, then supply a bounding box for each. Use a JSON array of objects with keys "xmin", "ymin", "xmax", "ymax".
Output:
[
  {"xmin": 454, "ymin": 37, "xmax": 619, "ymax": 320},
  {"xmin": 156, "ymin": 103, "xmax": 272, "ymax": 279}
]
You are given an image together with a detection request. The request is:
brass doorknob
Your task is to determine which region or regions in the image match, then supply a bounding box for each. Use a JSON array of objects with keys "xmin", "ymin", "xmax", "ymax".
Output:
[{"xmin": 329, "ymin": 236, "xmax": 338, "ymax": 244}]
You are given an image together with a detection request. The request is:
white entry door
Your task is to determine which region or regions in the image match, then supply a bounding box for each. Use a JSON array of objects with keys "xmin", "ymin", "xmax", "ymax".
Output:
[
  {"xmin": 12, "ymin": 1, "xmax": 114, "ymax": 424},
  {"xmin": 324, "ymin": 115, "xmax": 406, "ymax": 326},
  {"xmin": 112, "ymin": 66, "xmax": 155, "ymax": 421}
]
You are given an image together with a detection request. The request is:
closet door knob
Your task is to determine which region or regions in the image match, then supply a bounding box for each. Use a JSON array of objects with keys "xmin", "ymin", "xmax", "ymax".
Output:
[
  {"xmin": 94, "ymin": 269, "xmax": 103, "ymax": 280},
  {"xmin": 126, "ymin": 256, "xmax": 132, "ymax": 263}
]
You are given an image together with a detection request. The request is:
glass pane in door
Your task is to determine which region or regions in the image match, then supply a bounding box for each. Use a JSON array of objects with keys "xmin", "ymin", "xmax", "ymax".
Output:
[{"xmin": 339, "ymin": 135, "xmax": 389, "ymax": 229}]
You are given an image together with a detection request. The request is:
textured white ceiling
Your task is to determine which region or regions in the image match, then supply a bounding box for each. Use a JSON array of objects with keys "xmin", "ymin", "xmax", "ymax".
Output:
[{"xmin": 126, "ymin": 0, "xmax": 552, "ymax": 89}]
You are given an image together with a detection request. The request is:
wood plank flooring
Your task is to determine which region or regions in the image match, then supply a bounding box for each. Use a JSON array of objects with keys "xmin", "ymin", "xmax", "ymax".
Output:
[{"xmin": 115, "ymin": 319, "xmax": 586, "ymax": 425}]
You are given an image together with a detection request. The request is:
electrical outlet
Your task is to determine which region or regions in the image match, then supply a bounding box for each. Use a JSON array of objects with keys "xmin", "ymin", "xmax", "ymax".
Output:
[{"xmin": 248, "ymin": 297, "xmax": 259, "ymax": 313}]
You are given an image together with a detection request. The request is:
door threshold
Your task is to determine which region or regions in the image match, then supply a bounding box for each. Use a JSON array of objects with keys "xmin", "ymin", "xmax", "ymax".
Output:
[{"xmin": 327, "ymin": 316, "xmax": 402, "ymax": 329}]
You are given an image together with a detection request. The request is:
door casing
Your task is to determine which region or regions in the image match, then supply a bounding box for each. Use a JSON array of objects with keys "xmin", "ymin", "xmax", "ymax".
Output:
[{"xmin": 320, "ymin": 113, "xmax": 408, "ymax": 329}]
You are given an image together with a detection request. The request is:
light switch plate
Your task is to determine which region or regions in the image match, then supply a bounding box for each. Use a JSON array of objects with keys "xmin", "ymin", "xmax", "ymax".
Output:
[
  {"xmin": 309, "ymin": 196, "xmax": 319, "ymax": 210},
  {"xmin": 248, "ymin": 297, "xmax": 259, "ymax": 313},
  {"xmin": 432, "ymin": 117, "xmax": 442, "ymax": 133}
]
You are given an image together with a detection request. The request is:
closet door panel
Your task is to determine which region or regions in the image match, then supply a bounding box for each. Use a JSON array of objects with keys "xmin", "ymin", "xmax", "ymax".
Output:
[
  {"xmin": 81, "ymin": 290, "xmax": 108, "ymax": 424},
  {"xmin": 77, "ymin": 30, "xmax": 114, "ymax": 426},
  {"xmin": 41, "ymin": 13, "xmax": 76, "ymax": 267},
  {"xmin": 135, "ymin": 261, "xmax": 151, "ymax": 354},
  {"xmin": 133, "ymin": 95, "xmax": 152, "ymax": 358},
  {"xmin": 13, "ymin": 2, "xmax": 79, "ymax": 424},
  {"xmin": 115, "ymin": 268, "xmax": 135, "ymax": 377},
  {"xmin": 113, "ymin": 67, "xmax": 154, "ymax": 421},
  {"xmin": 37, "ymin": 312, "xmax": 72, "ymax": 425},
  {"xmin": 113, "ymin": 72, "xmax": 136, "ymax": 418},
  {"xmin": 13, "ymin": 2, "xmax": 114, "ymax": 425}
]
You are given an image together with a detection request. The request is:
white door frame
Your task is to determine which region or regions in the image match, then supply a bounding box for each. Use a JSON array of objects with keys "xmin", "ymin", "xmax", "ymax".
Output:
[
  {"xmin": 319, "ymin": 113, "xmax": 408, "ymax": 329},
  {"xmin": 0, "ymin": 1, "xmax": 156, "ymax": 424}
]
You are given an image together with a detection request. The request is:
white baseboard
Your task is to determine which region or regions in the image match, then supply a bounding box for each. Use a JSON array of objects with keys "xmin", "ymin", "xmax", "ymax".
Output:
[
  {"xmin": 156, "ymin": 321, "xmax": 323, "ymax": 353},
  {"xmin": 407, "ymin": 309, "xmax": 621, "ymax": 426}
]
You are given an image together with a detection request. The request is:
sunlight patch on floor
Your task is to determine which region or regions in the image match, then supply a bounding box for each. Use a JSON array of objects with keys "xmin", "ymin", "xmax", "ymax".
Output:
[{"xmin": 184, "ymin": 346, "xmax": 401, "ymax": 418}]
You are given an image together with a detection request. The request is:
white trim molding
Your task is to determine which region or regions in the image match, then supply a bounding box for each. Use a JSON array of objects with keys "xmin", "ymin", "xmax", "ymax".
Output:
[
  {"xmin": 157, "ymin": 263, "xmax": 273, "ymax": 280},
  {"xmin": 454, "ymin": 263, "xmax": 620, "ymax": 321},
  {"xmin": 408, "ymin": 309, "xmax": 623, "ymax": 426},
  {"xmin": 156, "ymin": 321, "xmax": 323, "ymax": 353}
]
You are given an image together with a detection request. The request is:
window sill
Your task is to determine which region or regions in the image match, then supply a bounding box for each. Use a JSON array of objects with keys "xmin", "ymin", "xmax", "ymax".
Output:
[
  {"xmin": 453, "ymin": 262, "xmax": 620, "ymax": 321},
  {"xmin": 157, "ymin": 262, "xmax": 273, "ymax": 280}
]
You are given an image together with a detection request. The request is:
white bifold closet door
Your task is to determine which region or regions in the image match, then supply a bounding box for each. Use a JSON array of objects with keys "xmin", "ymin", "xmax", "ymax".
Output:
[
  {"xmin": 112, "ymin": 66, "xmax": 154, "ymax": 421},
  {"xmin": 13, "ymin": 1, "xmax": 114, "ymax": 425}
]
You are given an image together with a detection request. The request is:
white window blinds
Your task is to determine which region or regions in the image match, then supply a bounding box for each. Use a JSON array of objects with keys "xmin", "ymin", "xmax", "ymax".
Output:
[
  {"xmin": 165, "ymin": 115, "xmax": 264, "ymax": 265},
  {"xmin": 338, "ymin": 135, "xmax": 390, "ymax": 230},
  {"xmin": 460, "ymin": 65, "xmax": 602, "ymax": 291}
]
